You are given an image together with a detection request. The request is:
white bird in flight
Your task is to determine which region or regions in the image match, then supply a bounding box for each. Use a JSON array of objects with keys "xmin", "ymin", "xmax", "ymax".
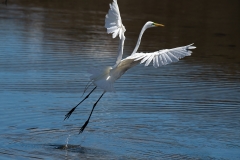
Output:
[{"xmin": 64, "ymin": 0, "xmax": 196, "ymax": 133}]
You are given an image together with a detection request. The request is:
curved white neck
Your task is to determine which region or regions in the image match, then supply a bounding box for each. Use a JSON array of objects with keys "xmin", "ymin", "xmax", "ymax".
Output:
[{"xmin": 131, "ymin": 24, "xmax": 149, "ymax": 55}]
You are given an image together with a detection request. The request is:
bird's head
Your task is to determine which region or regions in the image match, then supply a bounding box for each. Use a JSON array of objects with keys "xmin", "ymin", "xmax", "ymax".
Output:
[{"xmin": 145, "ymin": 21, "xmax": 164, "ymax": 28}]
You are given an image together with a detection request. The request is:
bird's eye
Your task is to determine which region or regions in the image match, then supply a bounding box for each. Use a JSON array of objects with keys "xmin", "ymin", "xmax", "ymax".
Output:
[{"xmin": 152, "ymin": 23, "xmax": 155, "ymax": 26}]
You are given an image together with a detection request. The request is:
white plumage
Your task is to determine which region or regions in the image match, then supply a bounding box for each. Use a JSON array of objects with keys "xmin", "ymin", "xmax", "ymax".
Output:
[
  {"xmin": 105, "ymin": 0, "xmax": 126, "ymax": 39},
  {"xmin": 127, "ymin": 44, "xmax": 196, "ymax": 68},
  {"xmin": 65, "ymin": 0, "xmax": 197, "ymax": 134},
  {"xmin": 88, "ymin": 0, "xmax": 196, "ymax": 92}
]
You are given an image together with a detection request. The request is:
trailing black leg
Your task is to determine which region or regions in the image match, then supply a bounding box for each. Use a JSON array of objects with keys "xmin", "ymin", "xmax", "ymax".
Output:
[
  {"xmin": 81, "ymin": 80, "xmax": 93, "ymax": 97},
  {"xmin": 79, "ymin": 91, "xmax": 105, "ymax": 134},
  {"xmin": 64, "ymin": 86, "xmax": 97, "ymax": 120}
]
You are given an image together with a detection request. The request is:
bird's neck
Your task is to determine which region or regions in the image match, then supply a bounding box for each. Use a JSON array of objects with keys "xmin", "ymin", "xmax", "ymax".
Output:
[{"xmin": 131, "ymin": 24, "xmax": 148, "ymax": 55}]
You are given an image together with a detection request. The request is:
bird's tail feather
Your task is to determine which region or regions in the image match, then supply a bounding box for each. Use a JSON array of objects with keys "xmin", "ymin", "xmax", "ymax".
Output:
[{"xmin": 88, "ymin": 66, "xmax": 115, "ymax": 92}]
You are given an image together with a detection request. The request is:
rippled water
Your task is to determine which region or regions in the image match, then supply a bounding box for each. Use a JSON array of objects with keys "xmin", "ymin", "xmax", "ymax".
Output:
[{"xmin": 0, "ymin": 0, "xmax": 240, "ymax": 159}]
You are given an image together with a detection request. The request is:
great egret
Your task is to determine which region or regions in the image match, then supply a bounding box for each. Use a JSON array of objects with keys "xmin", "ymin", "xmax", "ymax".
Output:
[{"xmin": 64, "ymin": 0, "xmax": 196, "ymax": 133}]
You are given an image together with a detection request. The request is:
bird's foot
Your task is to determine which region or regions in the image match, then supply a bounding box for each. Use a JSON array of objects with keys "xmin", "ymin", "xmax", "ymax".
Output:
[
  {"xmin": 79, "ymin": 119, "xmax": 89, "ymax": 134},
  {"xmin": 64, "ymin": 107, "xmax": 76, "ymax": 120}
]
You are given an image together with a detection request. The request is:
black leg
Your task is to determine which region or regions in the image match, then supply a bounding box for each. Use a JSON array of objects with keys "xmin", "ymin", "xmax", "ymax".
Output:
[
  {"xmin": 79, "ymin": 91, "xmax": 105, "ymax": 134},
  {"xmin": 81, "ymin": 80, "xmax": 93, "ymax": 97},
  {"xmin": 64, "ymin": 86, "xmax": 97, "ymax": 120}
]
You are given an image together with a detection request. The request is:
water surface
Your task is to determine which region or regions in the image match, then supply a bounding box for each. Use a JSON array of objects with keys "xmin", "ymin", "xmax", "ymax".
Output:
[{"xmin": 0, "ymin": 0, "xmax": 240, "ymax": 159}]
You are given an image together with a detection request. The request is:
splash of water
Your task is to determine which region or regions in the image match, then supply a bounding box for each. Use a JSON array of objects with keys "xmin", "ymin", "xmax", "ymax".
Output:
[{"xmin": 64, "ymin": 134, "xmax": 71, "ymax": 149}]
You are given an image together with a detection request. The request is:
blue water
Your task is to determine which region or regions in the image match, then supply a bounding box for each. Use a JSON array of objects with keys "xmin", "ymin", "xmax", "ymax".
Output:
[{"xmin": 0, "ymin": 0, "xmax": 240, "ymax": 159}]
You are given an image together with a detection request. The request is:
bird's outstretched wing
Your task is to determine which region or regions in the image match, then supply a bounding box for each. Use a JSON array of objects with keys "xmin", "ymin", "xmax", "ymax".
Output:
[
  {"xmin": 105, "ymin": 0, "xmax": 126, "ymax": 39},
  {"xmin": 126, "ymin": 44, "xmax": 196, "ymax": 68}
]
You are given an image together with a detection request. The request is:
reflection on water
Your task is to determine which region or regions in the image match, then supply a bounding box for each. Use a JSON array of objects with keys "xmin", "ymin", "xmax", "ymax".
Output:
[{"xmin": 0, "ymin": 0, "xmax": 240, "ymax": 159}]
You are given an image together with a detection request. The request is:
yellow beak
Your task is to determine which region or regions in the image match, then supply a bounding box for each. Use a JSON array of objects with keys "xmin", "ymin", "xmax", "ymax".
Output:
[{"xmin": 154, "ymin": 23, "xmax": 164, "ymax": 27}]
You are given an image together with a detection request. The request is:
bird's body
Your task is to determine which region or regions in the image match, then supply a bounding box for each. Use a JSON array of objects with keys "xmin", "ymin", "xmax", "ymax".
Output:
[
  {"xmin": 89, "ymin": 58, "xmax": 140, "ymax": 92},
  {"xmin": 64, "ymin": 0, "xmax": 196, "ymax": 133}
]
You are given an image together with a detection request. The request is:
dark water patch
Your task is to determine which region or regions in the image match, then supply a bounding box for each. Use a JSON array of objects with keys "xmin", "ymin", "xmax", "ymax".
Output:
[
  {"xmin": 214, "ymin": 33, "xmax": 226, "ymax": 37},
  {"xmin": 228, "ymin": 44, "xmax": 236, "ymax": 48}
]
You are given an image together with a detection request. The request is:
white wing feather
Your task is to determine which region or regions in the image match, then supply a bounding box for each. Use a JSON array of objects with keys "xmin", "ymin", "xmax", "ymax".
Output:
[
  {"xmin": 126, "ymin": 44, "xmax": 196, "ymax": 68},
  {"xmin": 105, "ymin": 0, "xmax": 126, "ymax": 39}
]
